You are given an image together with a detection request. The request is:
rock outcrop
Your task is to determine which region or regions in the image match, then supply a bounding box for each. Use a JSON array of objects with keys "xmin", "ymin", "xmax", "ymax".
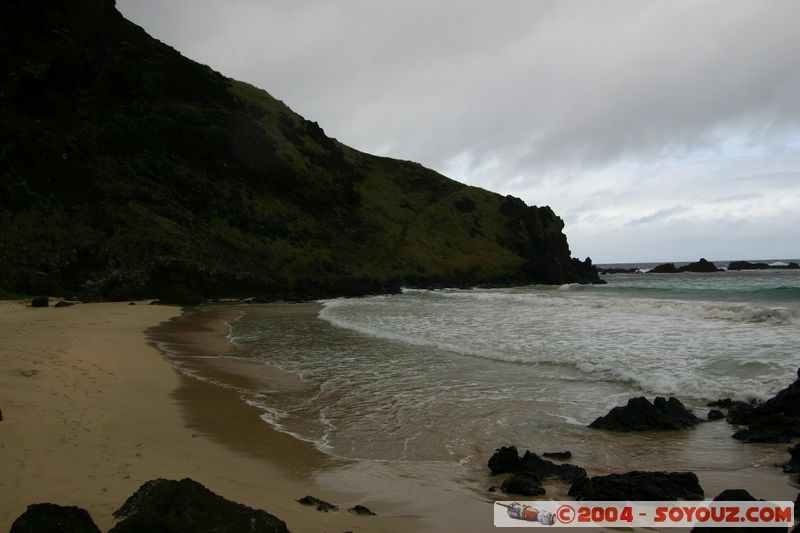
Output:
[
  {"xmin": 589, "ymin": 396, "xmax": 701, "ymax": 431},
  {"xmin": 9, "ymin": 503, "xmax": 102, "ymax": 533},
  {"xmin": 0, "ymin": 0, "xmax": 600, "ymax": 302},
  {"xmin": 348, "ymin": 505, "xmax": 376, "ymax": 516},
  {"xmin": 296, "ymin": 495, "xmax": 337, "ymax": 512},
  {"xmin": 692, "ymin": 489, "xmax": 788, "ymax": 532},
  {"xmin": 728, "ymin": 260, "xmax": 799, "ymax": 271},
  {"xmin": 30, "ymin": 297, "xmax": 49, "ymax": 307},
  {"xmin": 649, "ymin": 259, "xmax": 722, "ymax": 273},
  {"xmin": 727, "ymin": 261, "xmax": 771, "ymax": 271},
  {"xmin": 728, "ymin": 369, "xmax": 800, "ymax": 443},
  {"xmin": 542, "ymin": 450, "xmax": 572, "ymax": 460},
  {"xmin": 650, "ymin": 263, "xmax": 680, "ymax": 273},
  {"xmin": 568, "ymin": 471, "xmax": 704, "ymax": 501},
  {"xmin": 487, "ymin": 446, "xmax": 586, "ymax": 483},
  {"xmin": 780, "ymin": 444, "xmax": 800, "ymax": 474},
  {"xmin": 501, "ymin": 472, "xmax": 546, "ymax": 496},
  {"xmin": 679, "ymin": 258, "xmax": 721, "ymax": 273},
  {"xmin": 109, "ymin": 478, "xmax": 289, "ymax": 533}
]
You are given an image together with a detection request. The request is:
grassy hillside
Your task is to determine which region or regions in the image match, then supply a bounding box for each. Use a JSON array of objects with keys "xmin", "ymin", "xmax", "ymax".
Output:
[{"xmin": 0, "ymin": 0, "xmax": 599, "ymax": 302}]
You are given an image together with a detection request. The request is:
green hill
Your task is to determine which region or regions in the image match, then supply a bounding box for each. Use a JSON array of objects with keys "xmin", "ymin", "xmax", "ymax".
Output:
[{"xmin": 0, "ymin": 0, "xmax": 600, "ymax": 302}]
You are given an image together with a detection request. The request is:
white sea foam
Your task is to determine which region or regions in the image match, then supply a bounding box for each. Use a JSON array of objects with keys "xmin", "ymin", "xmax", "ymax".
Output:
[
  {"xmin": 318, "ymin": 284, "xmax": 799, "ymax": 403},
  {"xmin": 184, "ymin": 270, "xmax": 800, "ymax": 464}
]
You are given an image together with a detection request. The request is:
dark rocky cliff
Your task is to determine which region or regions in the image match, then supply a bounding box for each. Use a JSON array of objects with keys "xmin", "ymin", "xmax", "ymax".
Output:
[{"xmin": 0, "ymin": 0, "xmax": 600, "ymax": 302}]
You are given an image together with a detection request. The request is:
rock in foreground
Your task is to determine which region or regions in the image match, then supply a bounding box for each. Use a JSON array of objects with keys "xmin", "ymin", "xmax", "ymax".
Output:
[
  {"xmin": 518, "ymin": 451, "xmax": 587, "ymax": 483},
  {"xmin": 501, "ymin": 472, "xmax": 546, "ymax": 496},
  {"xmin": 542, "ymin": 450, "xmax": 572, "ymax": 460},
  {"xmin": 589, "ymin": 396, "xmax": 701, "ymax": 431},
  {"xmin": 10, "ymin": 503, "xmax": 101, "ymax": 533},
  {"xmin": 30, "ymin": 297, "xmax": 49, "ymax": 307},
  {"xmin": 109, "ymin": 478, "xmax": 289, "ymax": 533},
  {"xmin": 297, "ymin": 495, "xmax": 337, "ymax": 512},
  {"xmin": 348, "ymin": 505, "xmax": 376, "ymax": 516},
  {"xmin": 488, "ymin": 445, "xmax": 523, "ymax": 474},
  {"xmin": 692, "ymin": 489, "xmax": 787, "ymax": 532},
  {"xmin": 781, "ymin": 444, "xmax": 800, "ymax": 473},
  {"xmin": 729, "ymin": 369, "xmax": 800, "ymax": 443},
  {"xmin": 487, "ymin": 446, "xmax": 586, "ymax": 483},
  {"xmin": 568, "ymin": 471, "xmax": 704, "ymax": 501}
]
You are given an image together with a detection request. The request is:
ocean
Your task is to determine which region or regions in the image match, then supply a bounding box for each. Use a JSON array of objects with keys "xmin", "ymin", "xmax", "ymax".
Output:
[{"xmin": 160, "ymin": 260, "xmax": 800, "ymax": 504}]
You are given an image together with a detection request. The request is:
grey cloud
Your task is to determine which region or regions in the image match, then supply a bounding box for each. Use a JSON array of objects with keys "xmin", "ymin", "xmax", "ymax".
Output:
[{"xmin": 629, "ymin": 206, "xmax": 691, "ymax": 226}]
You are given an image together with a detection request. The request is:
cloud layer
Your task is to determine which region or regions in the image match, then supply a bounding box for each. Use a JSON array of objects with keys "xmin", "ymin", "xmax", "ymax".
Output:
[{"xmin": 118, "ymin": 0, "xmax": 800, "ymax": 262}]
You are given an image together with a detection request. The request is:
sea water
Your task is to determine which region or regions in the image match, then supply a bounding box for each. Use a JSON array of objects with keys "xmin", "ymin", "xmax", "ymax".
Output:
[{"xmin": 217, "ymin": 262, "xmax": 799, "ymax": 476}]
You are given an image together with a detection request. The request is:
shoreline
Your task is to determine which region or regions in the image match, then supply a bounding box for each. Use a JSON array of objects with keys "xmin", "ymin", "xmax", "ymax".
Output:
[
  {"xmin": 150, "ymin": 304, "xmax": 498, "ymax": 532},
  {"xmin": 0, "ymin": 301, "xmax": 420, "ymax": 532},
  {"xmin": 2, "ymin": 299, "xmax": 797, "ymax": 532},
  {"xmin": 151, "ymin": 303, "xmax": 800, "ymax": 529}
]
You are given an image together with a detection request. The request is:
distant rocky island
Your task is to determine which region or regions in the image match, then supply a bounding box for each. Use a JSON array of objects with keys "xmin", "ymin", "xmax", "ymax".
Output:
[
  {"xmin": 0, "ymin": 0, "xmax": 600, "ymax": 304},
  {"xmin": 599, "ymin": 258, "xmax": 799, "ymax": 275}
]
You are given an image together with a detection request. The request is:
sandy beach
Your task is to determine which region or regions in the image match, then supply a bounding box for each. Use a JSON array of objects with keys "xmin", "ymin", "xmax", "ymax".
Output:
[
  {"xmin": 2, "ymin": 299, "xmax": 796, "ymax": 533},
  {"xmin": 0, "ymin": 300, "xmax": 422, "ymax": 532}
]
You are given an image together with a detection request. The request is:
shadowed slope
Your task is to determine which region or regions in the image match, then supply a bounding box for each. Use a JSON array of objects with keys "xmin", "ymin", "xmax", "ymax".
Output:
[{"xmin": 0, "ymin": 0, "xmax": 599, "ymax": 301}]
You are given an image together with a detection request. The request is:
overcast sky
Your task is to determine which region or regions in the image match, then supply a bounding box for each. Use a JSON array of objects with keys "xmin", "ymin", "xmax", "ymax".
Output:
[{"xmin": 118, "ymin": 1, "xmax": 800, "ymax": 263}]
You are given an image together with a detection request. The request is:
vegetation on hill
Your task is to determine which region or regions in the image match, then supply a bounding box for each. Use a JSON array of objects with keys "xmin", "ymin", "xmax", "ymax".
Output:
[{"xmin": 0, "ymin": 0, "xmax": 599, "ymax": 302}]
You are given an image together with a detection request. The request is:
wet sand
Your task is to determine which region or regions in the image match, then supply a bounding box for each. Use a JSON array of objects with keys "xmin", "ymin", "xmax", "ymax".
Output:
[
  {"xmin": 2, "ymin": 299, "xmax": 795, "ymax": 532},
  {"xmin": 0, "ymin": 301, "xmax": 419, "ymax": 532},
  {"xmin": 151, "ymin": 304, "xmax": 495, "ymax": 532}
]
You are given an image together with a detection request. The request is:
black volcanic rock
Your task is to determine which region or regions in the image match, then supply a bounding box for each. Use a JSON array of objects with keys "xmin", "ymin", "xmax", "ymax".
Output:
[
  {"xmin": 692, "ymin": 489, "xmax": 787, "ymax": 532},
  {"xmin": 30, "ymin": 297, "xmax": 49, "ymax": 307},
  {"xmin": 725, "ymin": 401, "xmax": 760, "ymax": 425},
  {"xmin": 708, "ymin": 398, "xmax": 735, "ymax": 408},
  {"xmin": 10, "ymin": 503, "xmax": 101, "ymax": 533},
  {"xmin": 728, "ymin": 261, "xmax": 771, "ymax": 271},
  {"xmin": 109, "ymin": 478, "xmax": 289, "ymax": 533},
  {"xmin": 297, "ymin": 496, "xmax": 337, "ymax": 512},
  {"xmin": 488, "ymin": 446, "xmax": 522, "ymax": 474},
  {"xmin": 761, "ymin": 369, "xmax": 800, "ymax": 416},
  {"xmin": 729, "ymin": 370, "xmax": 800, "ymax": 443},
  {"xmin": 0, "ymin": 0, "xmax": 600, "ymax": 301},
  {"xmin": 650, "ymin": 263, "xmax": 680, "ymax": 273},
  {"xmin": 519, "ymin": 451, "xmax": 587, "ymax": 483},
  {"xmin": 708, "ymin": 409, "xmax": 724, "ymax": 421},
  {"xmin": 598, "ymin": 267, "xmax": 639, "ymax": 274},
  {"xmin": 54, "ymin": 300, "xmax": 74, "ymax": 307},
  {"xmin": 348, "ymin": 505, "xmax": 376, "ymax": 516},
  {"xmin": 488, "ymin": 446, "xmax": 585, "ymax": 483},
  {"xmin": 731, "ymin": 413, "xmax": 800, "ymax": 443},
  {"xmin": 568, "ymin": 471, "xmax": 704, "ymax": 501},
  {"xmin": 543, "ymin": 450, "xmax": 572, "ymax": 460},
  {"xmin": 501, "ymin": 472, "xmax": 546, "ymax": 496},
  {"xmin": 727, "ymin": 260, "xmax": 799, "ymax": 271},
  {"xmin": 781, "ymin": 444, "xmax": 800, "ymax": 473},
  {"xmin": 589, "ymin": 396, "xmax": 701, "ymax": 431},
  {"xmin": 679, "ymin": 258, "xmax": 721, "ymax": 272}
]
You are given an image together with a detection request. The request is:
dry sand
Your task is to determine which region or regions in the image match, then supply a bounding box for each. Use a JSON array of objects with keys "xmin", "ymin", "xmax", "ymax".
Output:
[{"xmin": 0, "ymin": 300, "xmax": 420, "ymax": 532}]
